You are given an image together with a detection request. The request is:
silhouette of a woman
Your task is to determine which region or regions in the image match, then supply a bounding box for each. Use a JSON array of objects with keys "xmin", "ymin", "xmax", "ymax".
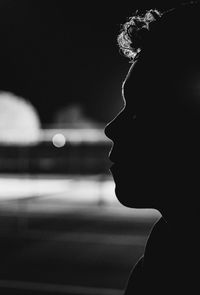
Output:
[{"xmin": 105, "ymin": 2, "xmax": 200, "ymax": 293}]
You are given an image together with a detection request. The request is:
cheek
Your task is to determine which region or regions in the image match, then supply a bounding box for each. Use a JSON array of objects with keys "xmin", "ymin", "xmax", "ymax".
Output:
[{"xmin": 172, "ymin": 70, "xmax": 200, "ymax": 114}]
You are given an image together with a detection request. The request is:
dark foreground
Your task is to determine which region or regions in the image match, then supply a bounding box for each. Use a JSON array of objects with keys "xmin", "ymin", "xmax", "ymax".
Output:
[{"xmin": 0, "ymin": 202, "xmax": 159, "ymax": 295}]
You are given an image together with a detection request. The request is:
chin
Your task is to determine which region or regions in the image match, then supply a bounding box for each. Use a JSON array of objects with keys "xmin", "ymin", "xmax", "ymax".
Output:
[
  {"xmin": 110, "ymin": 164, "xmax": 159, "ymax": 209},
  {"xmin": 114, "ymin": 183, "xmax": 150, "ymax": 209},
  {"xmin": 113, "ymin": 177, "xmax": 160, "ymax": 210}
]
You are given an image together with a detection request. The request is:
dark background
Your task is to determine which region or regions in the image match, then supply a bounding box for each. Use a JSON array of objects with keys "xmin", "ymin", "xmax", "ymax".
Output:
[{"xmin": 0, "ymin": 0, "xmax": 185, "ymax": 126}]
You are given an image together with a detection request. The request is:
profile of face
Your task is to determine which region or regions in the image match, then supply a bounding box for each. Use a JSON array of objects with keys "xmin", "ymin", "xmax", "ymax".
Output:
[{"xmin": 105, "ymin": 51, "xmax": 200, "ymax": 219}]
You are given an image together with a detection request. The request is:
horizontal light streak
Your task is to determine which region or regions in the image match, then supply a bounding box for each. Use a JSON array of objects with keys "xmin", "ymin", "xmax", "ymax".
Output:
[{"xmin": 0, "ymin": 280, "xmax": 123, "ymax": 295}]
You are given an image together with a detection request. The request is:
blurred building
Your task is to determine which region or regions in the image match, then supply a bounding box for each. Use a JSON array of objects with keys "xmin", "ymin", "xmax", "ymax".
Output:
[{"xmin": 0, "ymin": 98, "xmax": 112, "ymax": 175}]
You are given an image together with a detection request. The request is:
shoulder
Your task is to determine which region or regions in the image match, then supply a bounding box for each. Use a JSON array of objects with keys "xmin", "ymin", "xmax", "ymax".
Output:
[
  {"xmin": 124, "ymin": 217, "xmax": 168, "ymax": 295},
  {"xmin": 124, "ymin": 256, "xmax": 144, "ymax": 295},
  {"xmin": 144, "ymin": 216, "xmax": 169, "ymax": 262}
]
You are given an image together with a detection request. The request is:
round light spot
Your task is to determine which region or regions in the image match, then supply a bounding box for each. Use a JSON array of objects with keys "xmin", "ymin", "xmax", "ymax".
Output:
[
  {"xmin": 0, "ymin": 92, "xmax": 40, "ymax": 145},
  {"xmin": 52, "ymin": 133, "xmax": 66, "ymax": 148}
]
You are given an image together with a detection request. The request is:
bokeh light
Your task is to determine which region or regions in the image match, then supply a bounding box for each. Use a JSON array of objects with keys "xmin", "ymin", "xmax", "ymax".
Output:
[
  {"xmin": 52, "ymin": 133, "xmax": 66, "ymax": 148},
  {"xmin": 0, "ymin": 92, "xmax": 40, "ymax": 145}
]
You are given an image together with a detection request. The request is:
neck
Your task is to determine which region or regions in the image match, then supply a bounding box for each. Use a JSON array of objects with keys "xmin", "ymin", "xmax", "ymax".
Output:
[{"xmin": 162, "ymin": 211, "xmax": 199, "ymax": 252}]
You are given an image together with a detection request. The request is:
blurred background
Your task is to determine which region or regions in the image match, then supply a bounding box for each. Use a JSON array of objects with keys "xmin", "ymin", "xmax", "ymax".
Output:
[{"xmin": 0, "ymin": 1, "xmax": 182, "ymax": 294}]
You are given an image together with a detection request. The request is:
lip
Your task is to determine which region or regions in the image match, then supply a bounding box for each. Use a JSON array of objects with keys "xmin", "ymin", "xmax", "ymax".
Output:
[
  {"xmin": 109, "ymin": 163, "xmax": 118, "ymax": 174},
  {"xmin": 108, "ymin": 157, "xmax": 115, "ymax": 164},
  {"xmin": 109, "ymin": 163, "xmax": 115, "ymax": 172},
  {"xmin": 108, "ymin": 145, "xmax": 124, "ymax": 164},
  {"xmin": 108, "ymin": 152, "xmax": 118, "ymax": 164}
]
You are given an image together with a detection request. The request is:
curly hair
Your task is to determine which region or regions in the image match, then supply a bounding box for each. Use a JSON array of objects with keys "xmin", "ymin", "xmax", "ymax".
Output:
[
  {"xmin": 117, "ymin": 9, "xmax": 163, "ymax": 62},
  {"xmin": 117, "ymin": 1, "xmax": 200, "ymax": 63}
]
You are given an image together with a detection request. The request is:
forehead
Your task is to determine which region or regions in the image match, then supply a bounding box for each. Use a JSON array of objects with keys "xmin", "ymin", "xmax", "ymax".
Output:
[
  {"xmin": 123, "ymin": 55, "xmax": 200, "ymax": 114},
  {"xmin": 122, "ymin": 59, "xmax": 149, "ymax": 110},
  {"xmin": 122, "ymin": 62, "xmax": 138, "ymax": 104}
]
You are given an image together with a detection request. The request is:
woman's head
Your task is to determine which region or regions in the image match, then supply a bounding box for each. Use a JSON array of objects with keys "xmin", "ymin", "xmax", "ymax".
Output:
[
  {"xmin": 105, "ymin": 2, "xmax": 200, "ymax": 220},
  {"xmin": 117, "ymin": 2, "xmax": 200, "ymax": 64},
  {"xmin": 119, "ymin": 2, "xmax": 200, "ymax": 117}
]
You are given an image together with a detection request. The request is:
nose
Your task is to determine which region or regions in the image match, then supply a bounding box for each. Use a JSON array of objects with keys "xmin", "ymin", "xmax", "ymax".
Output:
[
  {"xmin": 104, "ymin": 109, "xmax": 125, "ymax": 142},
  {"xmin": 104, "ymin": 119, "xmax": 115, "ymax": 142}
]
